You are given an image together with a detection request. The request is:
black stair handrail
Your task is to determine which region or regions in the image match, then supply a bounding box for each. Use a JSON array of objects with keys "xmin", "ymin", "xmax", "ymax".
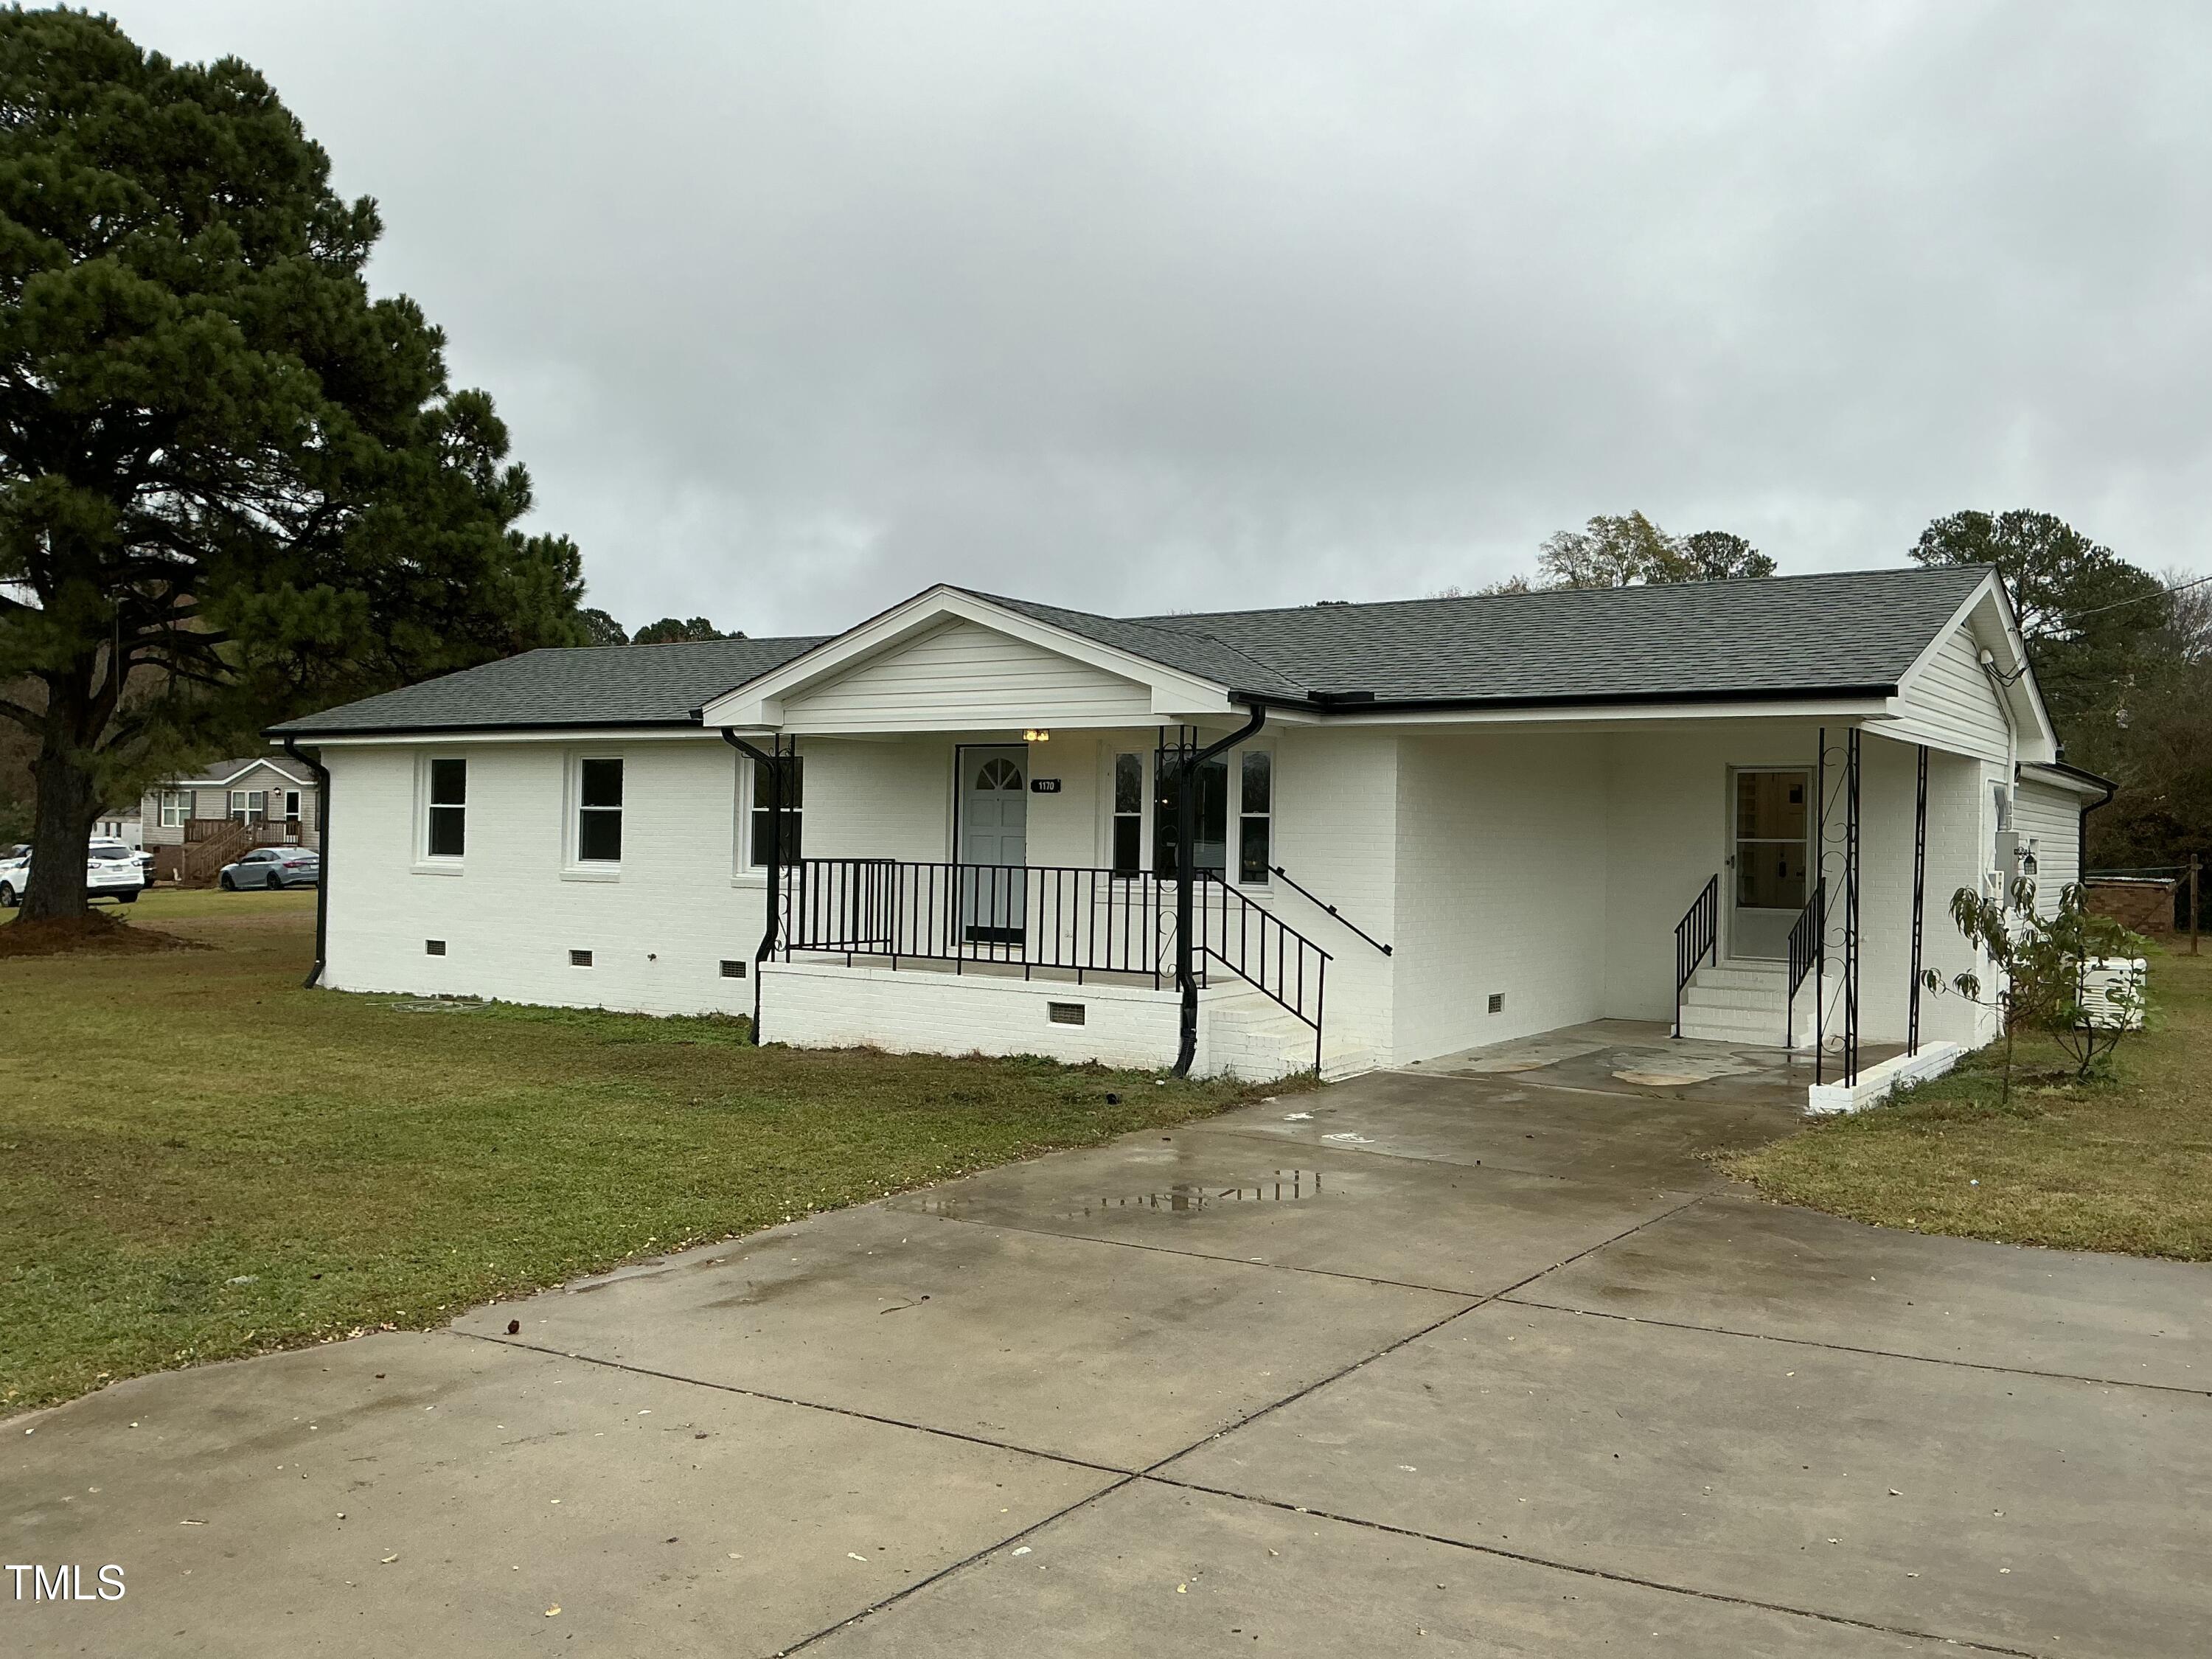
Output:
[
  {"xmin": 1672, "ymin": 873, "xmax": 1719, "ymax": 1038},
  {"xmin": 1193, "ymin": 870, "xmax": 1332, "ymax": 1074},
  {"xmin": 1784, "ymin": 880, "xmax": 1825, "ymax": 1048},
  {"xmin": 1267, "ymin": 864, "xmax": 1391, "ymax": 956}
]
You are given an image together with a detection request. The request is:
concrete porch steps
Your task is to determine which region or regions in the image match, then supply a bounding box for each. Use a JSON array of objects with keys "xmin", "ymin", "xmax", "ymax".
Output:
[
  {"xmin": 1677, "ymin": 961, "xmax": 1818, "ymax": 1050},
  {"xmin": 1203, "ymin": 986, "xmax": 1373, "ymax": 1082}
]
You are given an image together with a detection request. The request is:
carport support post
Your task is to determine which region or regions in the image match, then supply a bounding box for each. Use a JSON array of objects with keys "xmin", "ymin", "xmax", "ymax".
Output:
[
  {"xmin": 720, "ymin": 730, "xmax": 787, "ymax": 1043},
  {"xmin": 1843, "ymin": 726, "xmax": 1860, "ymax": 1086},
  {"xmin": 1909, "ymin": 743, "xmax": 1928, "ymax": 1056},
  {"xmin": 1171, "ymin": 704, "xmax": 1266, "ymax": 1077}
]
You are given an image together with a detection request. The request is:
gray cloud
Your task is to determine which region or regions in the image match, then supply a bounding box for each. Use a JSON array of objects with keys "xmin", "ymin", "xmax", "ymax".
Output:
[{"xmin": 111, "ymin": 1, "xmax": 2212, "ymax": 634}]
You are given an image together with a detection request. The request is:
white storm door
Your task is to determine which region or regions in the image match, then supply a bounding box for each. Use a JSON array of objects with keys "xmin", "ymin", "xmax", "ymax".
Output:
[{"xmin": 959, "ymin": 748, "xmax": 1029, "ymax": 943}]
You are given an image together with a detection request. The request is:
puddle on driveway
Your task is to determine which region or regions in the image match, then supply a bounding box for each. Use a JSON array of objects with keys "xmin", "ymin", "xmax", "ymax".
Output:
[{"xmin": 913, "ymin": 1171, "xmax": 1327, "ymax": 1222}]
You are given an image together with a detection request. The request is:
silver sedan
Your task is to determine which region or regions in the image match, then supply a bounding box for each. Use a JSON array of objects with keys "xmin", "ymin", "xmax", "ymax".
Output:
[{"xmin": 220, "ymin": 847, "xmax": 321, "ymax": 891}]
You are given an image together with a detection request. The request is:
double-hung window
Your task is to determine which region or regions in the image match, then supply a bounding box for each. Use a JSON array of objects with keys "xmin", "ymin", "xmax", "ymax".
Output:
[
  {"xmin": 577, "ymin": 758, "xmax": 624, "ymax": 863},
  {"xmin": 748, "ymin": 755, "xmax": 802, "ymax": 867},
  {"xmin": 1111, "ymin": 754, "xmax": 1144, "ymax": 874},
  {"xmin": 230, "ymin": 789, "xmax": 268, "ymax": 824},
  {"xmin": 1239, "ymin": 750, "xmax": 1273, "ymax": 883},
  {"xmin": 426, "ymin": 758, "xmax": 466, "ymax": 858},
  {"xmin": 159, "ymin": 790, "xmax": 190, "ymax": 829}
]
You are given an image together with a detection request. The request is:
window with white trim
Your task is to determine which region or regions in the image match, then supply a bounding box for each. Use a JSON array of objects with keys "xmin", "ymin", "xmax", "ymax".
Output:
[
  {"xmin": 159, "ymin": 790, "xmax": 190, "ymax": 829},
  {"xmin": 748, "ymin": 754, "xmax": 802, "ymax": 866},
  {"xmin": 577, "ymin": 758, "xmax": 624, "ymax": 863},
  {"xmin": 425, "ymin": 758, "xmax": 466, "ymax": 858},
  {"xmin": 1111, "ymin": 753, "xmax": 1144, "ymax": 875},
  {"xmin": 1239, "ymin": 749, "xmax": 1272, "ymax": 884},
  {"xmin": 229, "ymin": 788, "xmax": 268, "ymax": 824}
]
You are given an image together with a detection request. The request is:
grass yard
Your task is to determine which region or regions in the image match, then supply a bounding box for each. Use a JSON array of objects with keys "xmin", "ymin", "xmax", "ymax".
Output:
[
  {"xmin": 1728, "ymin": 943, "xmax": 2212, "ymax": 1259},
  {"xmin": 1, "ymin": 889, "xmax": 1297, "ymax": 1414}
]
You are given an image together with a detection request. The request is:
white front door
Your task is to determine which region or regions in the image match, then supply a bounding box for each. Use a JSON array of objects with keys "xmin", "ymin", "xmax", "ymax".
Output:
[
  {"xmin": 959, "ymin": 748, "xmax": 1028, "ymax": 942},
  {"xmin": 1729, "ymin": 767, "xmax": 1812, "ymax": 960}
]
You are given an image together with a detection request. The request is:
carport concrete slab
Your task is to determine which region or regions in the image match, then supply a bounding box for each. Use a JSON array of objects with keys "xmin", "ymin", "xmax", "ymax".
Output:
[
  {"xmin": 806, "ymin": 1480, "xmax": 1935, "ymax": 1658},
  {"xmin": 1161, "ymin": 1299, "xmax": 2212, "ymax": 1659},
  {"xmin": 1523, "ymin": 1189, "xmax": 2212, "ymax": 1391},
  {"xmin": 890, "ymin": 1131, "xmax": 1699, "ymax": 1295},
  {"xmin": 1208, "ymin": 1068, "xmax": 1795, "ymax": 1186},
  {"xmin": 449, "ymin": 1203, "xmax": 1469, "ymax": 1470},
  {"xmin": 4, "ymin": 1330, "xmax": 1108, "ymax": 1659}
]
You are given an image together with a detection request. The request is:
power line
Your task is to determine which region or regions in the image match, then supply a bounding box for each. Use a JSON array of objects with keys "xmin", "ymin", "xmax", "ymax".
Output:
[{"xmin": 2064, "ymin": 567, "xmax": 2212, "ymax": 623}]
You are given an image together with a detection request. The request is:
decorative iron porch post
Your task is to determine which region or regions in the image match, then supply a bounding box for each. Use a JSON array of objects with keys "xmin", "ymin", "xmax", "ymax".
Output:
[{"xmin": 1908, "ymin": 743, "xmax": 1928, "ymax": 1057}]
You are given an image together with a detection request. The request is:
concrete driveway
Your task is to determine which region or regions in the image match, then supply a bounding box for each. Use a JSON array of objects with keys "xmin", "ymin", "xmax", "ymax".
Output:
[{"xmin": 10, "ymin": 1025, "xmax": 2211, "ymax": 1656}]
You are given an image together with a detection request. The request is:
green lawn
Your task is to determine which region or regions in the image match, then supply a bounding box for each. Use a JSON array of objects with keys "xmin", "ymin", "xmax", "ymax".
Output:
[
  {"xmin": 1728, "ymin": 943, "xmax": 2212, "ymax": 1259},
  {"xmin": 1, "ymin": 890, "xmax": 1295, "ymax": 1414}
]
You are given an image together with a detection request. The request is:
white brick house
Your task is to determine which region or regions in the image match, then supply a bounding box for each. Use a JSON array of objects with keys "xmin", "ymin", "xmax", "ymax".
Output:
[{"xmin": 269, "ymin": 566, "xmax": 2111, "ymax": 1096}]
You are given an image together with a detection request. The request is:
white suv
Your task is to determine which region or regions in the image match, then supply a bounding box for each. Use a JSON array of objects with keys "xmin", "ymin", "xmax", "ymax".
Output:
[{"xmin": 0, "ymin": 840, "xmax": 148, "ymax": 908}]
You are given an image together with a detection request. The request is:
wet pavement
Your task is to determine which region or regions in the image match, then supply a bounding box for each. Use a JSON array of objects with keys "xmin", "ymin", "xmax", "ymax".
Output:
[{"xmin": 9, "ymin": 1027, "xmax": 2209, "ymax": 1656}]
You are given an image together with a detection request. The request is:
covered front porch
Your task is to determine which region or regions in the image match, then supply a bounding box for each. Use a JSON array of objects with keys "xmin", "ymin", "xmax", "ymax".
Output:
[{"xmin": 712, "ymin": 709, "xmax": 1996, "ymax": 1096}]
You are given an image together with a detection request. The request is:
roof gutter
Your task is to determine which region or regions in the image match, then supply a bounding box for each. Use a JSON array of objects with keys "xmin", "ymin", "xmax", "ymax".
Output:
[
  {"xmin": 279, "ymin": 737, "xmax": 330, "ymax": 990},
  {"xmin": 1228, "ymin": 682, "xmax": 1902, "ymax": 717},
  {"xmin": 267, "ymin": 717, "xmax": 706, "ymax": 741}
]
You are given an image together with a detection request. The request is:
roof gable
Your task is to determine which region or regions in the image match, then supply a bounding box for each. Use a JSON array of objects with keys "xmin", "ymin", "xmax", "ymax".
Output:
[{"xmin": 700, "ymin": 588, "xmax": 1241, "ymax": 728}]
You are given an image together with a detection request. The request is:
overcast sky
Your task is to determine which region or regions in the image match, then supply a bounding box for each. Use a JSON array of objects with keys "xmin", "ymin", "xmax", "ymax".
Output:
[{"xmin": 107, "ymin": 1, "xmax": 2212, "ymax": 638}]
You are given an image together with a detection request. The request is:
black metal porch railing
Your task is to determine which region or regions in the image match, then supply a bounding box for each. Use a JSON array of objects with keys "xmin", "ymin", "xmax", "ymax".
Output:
[
  {"xmin": 777, "ymin": 858, "xmax": 1331, "ymax": 1071},
  {"xmin": 1785, "ymin": 879, "xmax": 1825, "ymax": 1052},
  {"xmin": 1192, "ymin": 870, "xmax": 1330, "ymax": 1070},
  {"xmin": 1672, "ymin": 873, "xmax": 1719, "ymax": 1037},
  {"xmin": 780, "ymin": 858, "xmax": 1171, "ymax": 981}
]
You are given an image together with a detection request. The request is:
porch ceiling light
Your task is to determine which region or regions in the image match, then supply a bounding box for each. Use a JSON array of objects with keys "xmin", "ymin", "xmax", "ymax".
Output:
[{"xmin": 1023, "ymin": 728, "xmax": 1051, "ymax": 742}]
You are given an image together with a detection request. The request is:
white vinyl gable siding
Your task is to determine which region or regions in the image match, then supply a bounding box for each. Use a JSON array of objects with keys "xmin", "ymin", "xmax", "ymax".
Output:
[
  {"xmin": 2012, "ymin": 777, "xmax": 2082, "ymax": 918},
  {"xmin": 777, "ymin": 619, "xmax": 1156, "ymax": 733},
  {"xmin": 1886, "ymin": 623, "xmax": 2011, "ymax": 762}
]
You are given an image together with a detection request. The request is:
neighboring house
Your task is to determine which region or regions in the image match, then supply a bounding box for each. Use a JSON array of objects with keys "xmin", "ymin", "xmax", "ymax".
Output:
[
  {"xmin": 93, "ymin": 809, "xmax": 142, "ymax": 849},
  {"xmin": 268, "ymin": 566, "xmax": 2111, "ymax": 1100},
  {"xmin": 142, "ymin": 755, "xmax": 321, "ymax": 882}
]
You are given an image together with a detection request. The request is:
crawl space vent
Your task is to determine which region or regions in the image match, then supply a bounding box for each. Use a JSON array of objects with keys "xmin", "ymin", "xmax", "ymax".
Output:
[
  {"xmin": 570, "ymin": 949, "xmax": 594, "ymax": 968},
  {"xmin": 1487, "ymin": 992, "xmax": 1505, "ymax": 1014},
  {"xmin": 1047, "ymin": 1001, "xmax": 1087, "ymax": 1026}
]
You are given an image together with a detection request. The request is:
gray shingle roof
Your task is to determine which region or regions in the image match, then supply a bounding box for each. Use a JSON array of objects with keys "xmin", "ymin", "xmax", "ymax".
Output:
[
  {"xmin": 271, "ymin": 565, "xmax": 1992, "ymax": 735},
  {"xmin": 1112, "ymin": 564, "xmax": 1994, "ymax": 705},
  {"xmin": 270, "ymin": 636, "xmax": 829, "ymax": 735}
]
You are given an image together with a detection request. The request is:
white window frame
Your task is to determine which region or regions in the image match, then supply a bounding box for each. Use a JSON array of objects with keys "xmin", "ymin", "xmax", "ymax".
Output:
[
  {"xmin": 1237, "ymin": 745, "xmax": 1274, "ymax": 888},
  {"xmin": 159, "ymin": 790, "xmax": 190, "ymax": 829},
  {"xmin": 1108, "ymin": 750, "xmax": 1147, "ymax": 877},
  {"xmin": 740, "ymin": 752, "xmax": 802, "ymax": 874},
  {"xmin": 414, "ymin": 754, "xmax": 467, "ymax": 874},
  {"xmin": 563, "ymin": 753, "xmax": 625, "ymax": 880}
]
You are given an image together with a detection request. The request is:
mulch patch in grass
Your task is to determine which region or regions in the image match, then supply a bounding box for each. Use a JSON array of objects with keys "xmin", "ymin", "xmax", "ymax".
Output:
[
  {"xmin": 1725, "ymin": 945, "xmax": 2212, "ymax": 1260},
  {"xmin": 0, "ymin": 909, "xmax": 202, "ymax": 957}
]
